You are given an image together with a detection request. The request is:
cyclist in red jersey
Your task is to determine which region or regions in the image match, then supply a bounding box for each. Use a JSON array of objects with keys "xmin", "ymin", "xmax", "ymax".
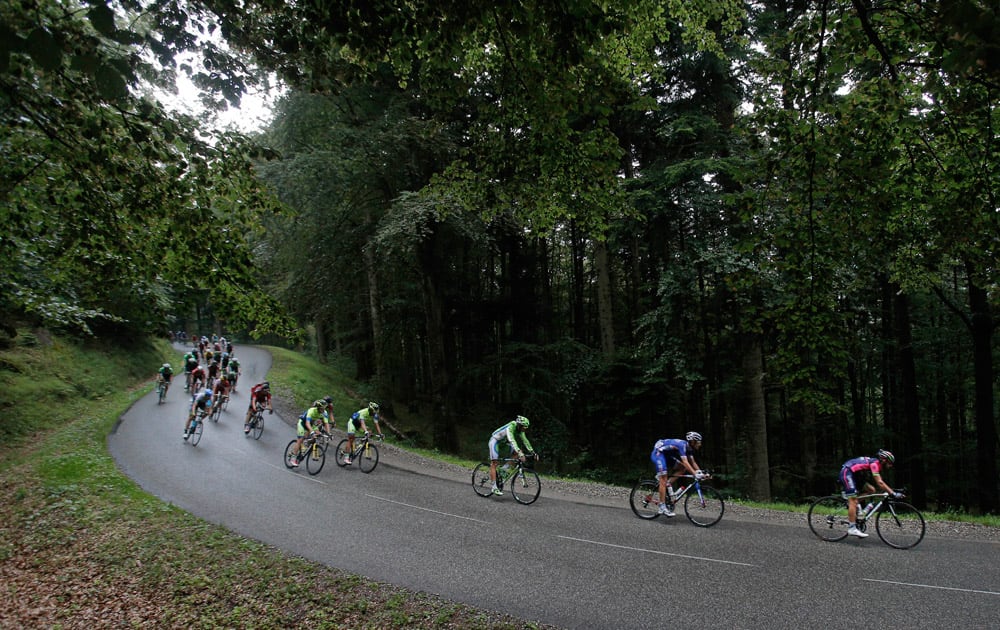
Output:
[
  {"xmin": 189, "ymin": 364, "xmax": 207, "ymax": 392},
  {"xmin": 244, "ymin": 381, "xmax": 274, "ymax": 433},
  {"xmin": 839, "ymin": 449, "xmax": 901, "ymax": 538}
]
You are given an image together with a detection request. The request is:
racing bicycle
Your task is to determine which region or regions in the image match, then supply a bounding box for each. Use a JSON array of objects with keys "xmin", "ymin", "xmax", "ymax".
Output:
[
  {"xmin": 472, "ymin": 457, "xmax": 542, "ymax": 505},
  {"xmin": 245, "ymin": 404, "xmax": 265, "ymax": 440},
  {"xmin": 284, "ymin": 431, "xmax": 332, "ymax": 475},
  {"xmin": 156, "ymin": 377, "xmax": 168, "ymax": 404},
  {"xmin": 807, "ymin": 490, "xmax": 925, "ymax": 549},
  {"xmin": 184, "ymin": 408, "xmax": 208, "ymax": 446},
  {"xmin": 335, "ymin": 433, "xmax": 382, "ymax": 473},
  {"xmin": 629, "ymin": 472, "xmax": 725, "ymax": 527},
  {"xmin": 209, "ymin": 394, "xmax": 226, "ymax": 422}
]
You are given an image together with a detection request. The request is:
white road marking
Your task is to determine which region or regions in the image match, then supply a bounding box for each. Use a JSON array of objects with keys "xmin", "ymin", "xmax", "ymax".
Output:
[
  {"xmin": 367, "ymin": 494, "xmax": 489, "ymax": 523},
  {"xmin": 864, "ymin": 579, "xmax": 1000, "ymax": 596},
  {"xmin": 557, "ymin": 535, "xmax": 756, "ymax": 566}
]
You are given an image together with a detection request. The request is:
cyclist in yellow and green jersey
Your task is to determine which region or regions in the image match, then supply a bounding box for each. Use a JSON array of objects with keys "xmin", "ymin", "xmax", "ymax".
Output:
[{"xmin": 344, "ymin": 402, "xmax": 383, "ymax": 464}]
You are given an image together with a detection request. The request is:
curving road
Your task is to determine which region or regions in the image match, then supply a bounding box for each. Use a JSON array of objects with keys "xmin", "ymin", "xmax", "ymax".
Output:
[{"xmin": 109, "ymin": 346, "xmax": 1000, "ymax": 629}]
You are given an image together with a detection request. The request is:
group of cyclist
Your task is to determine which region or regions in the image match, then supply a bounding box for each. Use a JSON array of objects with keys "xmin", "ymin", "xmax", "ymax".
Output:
[
  {"xmin": 288, "ymin": 399, "xmax": 385, "ymax": 467},
  {"xmin": 165, "ymin": 344, "xmax": 900, "ymax": 534},
  {"xmin": 646, "ymin": 430, "xmax": 898, "ymax": 536},
  {"xmin": 161, "ymin": 335, "xmax": 239, "ymax": 440}
]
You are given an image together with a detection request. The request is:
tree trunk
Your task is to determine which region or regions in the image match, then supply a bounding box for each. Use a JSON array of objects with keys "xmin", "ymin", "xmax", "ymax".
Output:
[
  {"xmin": 363, "ymin": 235, "xmax": 384, "ymax": 386},
  {"xmin": 742, "ymin": 334, "xmax": 771, "ymax": 501},
  {"xmin": 594, "ymin": 238, "xmax": 615, "ymax": 357},
  {"xmin": 967, "ymin": 276, "xmax": 998, "ymax": 512},
  {"xmin": 800, "ymin": 401, "xmax": 819, "ymax": 495},
  {"xmin": 315, "ymin": 318, "xmax": 327, "ymax": 363},
  {"xmin": 893, "ymin": 291, "xmax": 925, "ymax": 506}
]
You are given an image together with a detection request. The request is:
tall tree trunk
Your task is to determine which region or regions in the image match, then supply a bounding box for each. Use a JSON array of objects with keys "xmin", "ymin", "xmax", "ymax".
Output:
[
  {"xmin": 893, "ymin": 291, "xmax": 925, "ymax": 506},
  {"xmin": 967, "ymin": 276, "xmax": 998, "ymax": 512},
  {"xmin": 363, "ymin": 234, "xmax": 384, "ymax": 386},
  {"xmin": 315, "ymin": 318, "xmax": 327, "ymax": 363},
  {"xmin": 422, "ymin": 271, "xmax": 457, "ymax": 452},
  {"xmin": 879, "ymin": 275, "xmax": 898, "ymax": 441},
  {"xmin": 800, "ymin": 401, "xmax": 819, "ymax": 495},
  {"xmin": 594, "ymin": 238, "xmax": 615, "ymax": 357},
  {"xmin": 742, "ymin": 334, "xmax": 771, "ymax": 501},
  {"xmin": 570, "ymin": 220, "xmax": 586, "ymax": 343}
]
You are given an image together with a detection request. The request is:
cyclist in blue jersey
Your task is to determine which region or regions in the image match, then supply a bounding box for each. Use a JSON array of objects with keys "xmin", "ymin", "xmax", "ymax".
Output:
[
  {"xmin": 839, "ymin": 449, "xmax": 900, "ymax": 538},
  {"xmin": 650, "ymin": 432, "xmax": 705, "ymax": 517},
  {"xmin": 488, "ymin": 416, "xmax": 537, "ymax": 496},
  {"xmin": 183, "ymin": 388, "xmax": 212, "ymax": 440}
]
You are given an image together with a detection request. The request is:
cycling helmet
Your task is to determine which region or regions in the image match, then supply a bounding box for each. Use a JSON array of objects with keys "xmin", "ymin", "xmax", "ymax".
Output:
[
  {"xmin": 515, "ymin": 415, "xmax": 530, "ymax": 428},
  {"xmin": 323, "ymin": 395, "xmax": 333, "ymax": 404},
  {"xmin": 219, "ymin": 374, "xmax": 228, "ymax": 382},
  {"xmin": 163, "ymin": 363, "xmax": 171, "ymax": 369},
  {"xmin": 313, "ymin": 399, "xmax": 326, "ymax": 409},
  {"xmin": 877, "ymin": 449, "xmax": 894, "ymax": 464},
  {"xmin": 686, "ymin": 431, "xmax": 703, "ymax": 442},
  {"xmin": 368, "ymin": 401, "xmax": 379, "ymax": 412},
  {"xmin": 261, "ymin": 381, "xmax": 270, "ymax": 390}
]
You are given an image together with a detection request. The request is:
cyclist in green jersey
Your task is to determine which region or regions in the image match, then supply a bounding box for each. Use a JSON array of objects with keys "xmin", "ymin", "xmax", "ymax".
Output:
[{"xmin": 488, "ymin": 416, "xmax": 536, "ymax": 495}]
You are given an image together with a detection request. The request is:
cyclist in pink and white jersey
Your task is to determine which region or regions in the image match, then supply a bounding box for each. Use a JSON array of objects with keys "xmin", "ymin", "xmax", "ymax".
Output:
[{"xmin": 839, "ymin": 449, "xmax": 901, "ymax": 538}]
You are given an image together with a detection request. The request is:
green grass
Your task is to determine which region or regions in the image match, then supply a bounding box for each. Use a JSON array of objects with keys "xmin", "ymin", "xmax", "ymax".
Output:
[{"xmin": 0, "ymin": 332, "xmax": 554, "ymax": 629}]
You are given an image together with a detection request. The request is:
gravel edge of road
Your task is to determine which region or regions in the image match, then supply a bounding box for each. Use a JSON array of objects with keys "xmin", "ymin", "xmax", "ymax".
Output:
[{"xmin": 269, "ymin": 394, "xmax": 999, "ymax": 545}]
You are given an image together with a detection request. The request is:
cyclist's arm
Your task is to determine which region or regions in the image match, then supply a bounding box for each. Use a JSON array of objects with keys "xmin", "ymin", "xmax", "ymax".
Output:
[
  {"xmin": 678, "ymin": 454, "xmax": 699, "ymax": 476},
  {"xmin": 519, "ymin": 433, "xmax": 535, "ymax": 455},
  {"xmin": 872, "ymin": 471, "xmax": 894, "ymax": 494},
  {"xmin": 505, "ymin": 424, "xmax": 524, "ymax": 456}
]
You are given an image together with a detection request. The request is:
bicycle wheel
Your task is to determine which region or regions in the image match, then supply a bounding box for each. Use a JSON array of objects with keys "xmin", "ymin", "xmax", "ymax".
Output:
[
  {"xmin": 875, "ymin": 501, "xmax": 926, "ymax": 549},
  {"xmin": 306, "ymin": 441, "xmax": 326, "ymax": 475},
  {"xmin": 209, "ymin": 404, "xmax": 221, "ymax": 423},
  {"xmin": 250, "ymin": 413, "xmax": 264, "ymax": 440},
  {"xmin": 472, "ymin": 463, "xmax": 495, "ymax": 497},
  {"xmin": 683, "ymin": 485, "xmax": 725, "ymax": 527},
  {"xmin": 283, "ymin": 440, "xmax": 300, "ymax": 469},
  {"xmin": 189, "ymin": 419, "xmax": 203, "ymax": 446},
  {"xmin": 629, "ymin": 479, "xmax": 661, "ymax": 519},
  {"xmin": 808, "ymin": 495, "xmax": 851, "ymax": 542},
  {"xmin": 335, "ymin": 439, "xmax": 351, "ymax": 467},
  {"xmin": 358, "ymin": 442, "xmax": 379, "ymax": 473},
  {"xmin": 157, "ymin": 383, "xmax": 166, "ymax": 403},
  {"xmin": 510, "ymin": 468, "xmax": 541, "ymax": 505}
]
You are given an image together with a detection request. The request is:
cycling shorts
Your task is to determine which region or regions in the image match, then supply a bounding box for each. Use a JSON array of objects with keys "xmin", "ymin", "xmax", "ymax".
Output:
[
  {"xmin": 839, "ymin": 467, "xmax": 866, "ymax": 497},
  {"xmin": 651, "ymin": 449, "xmax": 681, "ymax": 477}
]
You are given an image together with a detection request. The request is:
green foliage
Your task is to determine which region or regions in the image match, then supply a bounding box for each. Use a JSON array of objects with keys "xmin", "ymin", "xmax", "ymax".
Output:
[{"xmin": 1, "ymin": 0, "xmax": 297, "ymax": 338}]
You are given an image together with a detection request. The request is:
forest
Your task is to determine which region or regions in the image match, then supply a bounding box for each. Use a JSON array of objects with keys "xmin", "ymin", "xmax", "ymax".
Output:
[{"xmin": 2, "ymin": 0, "xmax": 997, "ymax": 512}]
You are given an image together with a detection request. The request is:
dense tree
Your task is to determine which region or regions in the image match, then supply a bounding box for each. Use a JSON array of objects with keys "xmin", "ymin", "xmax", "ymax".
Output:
[{"xmin": 1, "ymin": 0, "xmax": 297, "ymax": 338}]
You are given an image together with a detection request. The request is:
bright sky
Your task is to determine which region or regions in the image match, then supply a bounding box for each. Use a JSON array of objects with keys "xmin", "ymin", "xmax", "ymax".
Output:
[{"xmin": 166, "ymin": 71, "xmax": 281, "ymax": 133}]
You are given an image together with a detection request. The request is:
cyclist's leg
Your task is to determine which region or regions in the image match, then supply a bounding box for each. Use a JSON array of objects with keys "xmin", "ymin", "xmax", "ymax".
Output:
[
  {"xmin": 839, "ymin": 468, "xmax": 863, "ymax": 527},
  {"xmin": 345, "ymin": 418, "xmax": 359, "ymax": 462},
  {"xmin": 651, "ymin": 450, "xmax": 669, "ymax": 505},
  {"xmin": 488, "ymin": 437, "xmax": 501, "ymax": 486}
]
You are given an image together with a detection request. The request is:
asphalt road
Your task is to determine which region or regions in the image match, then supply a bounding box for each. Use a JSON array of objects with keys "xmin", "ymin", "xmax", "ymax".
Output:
[{"xmin": 108, "ymin": 346, "xmax": 1000, "ymax": 629}]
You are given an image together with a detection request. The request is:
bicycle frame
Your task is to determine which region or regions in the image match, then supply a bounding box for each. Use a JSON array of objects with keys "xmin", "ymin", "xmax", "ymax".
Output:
[
  {"xmin": 807, "ymin": 489, "xmax": 925, "ymax": 549},
  {"xmin": 351, "ymin": 434, "xmax": 380, "ymax": 457}
]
